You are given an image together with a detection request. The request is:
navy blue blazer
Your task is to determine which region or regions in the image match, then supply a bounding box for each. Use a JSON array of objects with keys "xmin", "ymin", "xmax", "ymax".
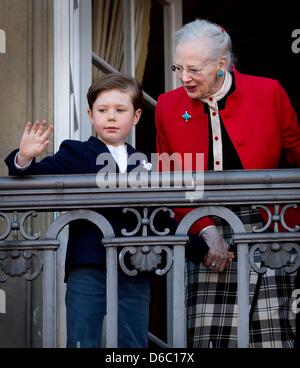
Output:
[
  {"xmin": 5, "ymin": 136, "xmax": 152, "ymax": 275},
  {"xmin": 5, "ymin": 136, "xmax": 209, "ymax": 272}
]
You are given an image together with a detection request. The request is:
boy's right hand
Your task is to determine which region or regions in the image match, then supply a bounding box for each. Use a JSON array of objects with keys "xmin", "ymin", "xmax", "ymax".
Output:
[{"xmin": 17, "ymin": 121, "xmax": 54, "ymax": 166}]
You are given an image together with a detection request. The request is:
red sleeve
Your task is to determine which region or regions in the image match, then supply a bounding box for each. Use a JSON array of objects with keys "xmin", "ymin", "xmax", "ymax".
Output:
[
  {"xmin": 261, "ymin": 82, "xmax": 300, "ymax": 230},
  {"xmin": 276, "ymin": 81, "xmax": 300, "ymax": 167}
]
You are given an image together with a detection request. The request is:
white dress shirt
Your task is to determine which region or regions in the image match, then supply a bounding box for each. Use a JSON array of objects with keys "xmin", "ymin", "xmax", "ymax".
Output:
[
  {"xmin": 200, "ymin": 71, "xmax": 233, "ymax": 171},
  {"xmin": 106, "ymin": 144, "xmax": 128, "ymax": 173}
]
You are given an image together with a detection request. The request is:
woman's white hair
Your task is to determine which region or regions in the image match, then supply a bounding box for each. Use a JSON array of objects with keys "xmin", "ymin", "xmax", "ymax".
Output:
[{"xmin": 174, "ymin": 19, "xmax": 234, "ymax": 69}]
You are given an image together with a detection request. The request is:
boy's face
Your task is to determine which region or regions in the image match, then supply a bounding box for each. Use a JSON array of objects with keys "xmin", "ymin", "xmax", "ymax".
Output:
[{"xmin": 88, "ymin": 89, "xmax": 141, "ymax": 146}]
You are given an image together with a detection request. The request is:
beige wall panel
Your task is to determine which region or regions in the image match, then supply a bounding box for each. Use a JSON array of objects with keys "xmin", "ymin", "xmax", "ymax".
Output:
[
  {"xmin": 0, "ymin": 0, "xmax": 53, "ymax": 347},
  {"xmin": 0, "ymin": 0, "xmax": 30, "ymax": 176},
  {"xmin": 0, "ymin": 0, "xmax": 53, "ymax": 175}
]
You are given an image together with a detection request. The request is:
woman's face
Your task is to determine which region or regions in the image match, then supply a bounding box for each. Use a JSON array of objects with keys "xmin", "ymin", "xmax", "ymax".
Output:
[{"xmin": 175, "ymin": 40, "xmax": 225, "ymax": 100}]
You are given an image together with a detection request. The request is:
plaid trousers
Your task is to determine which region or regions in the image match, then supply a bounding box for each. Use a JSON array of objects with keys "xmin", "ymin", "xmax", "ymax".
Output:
[{"xmin": 186, "ymin": 207, "xmax": 297, "ymax": 348}]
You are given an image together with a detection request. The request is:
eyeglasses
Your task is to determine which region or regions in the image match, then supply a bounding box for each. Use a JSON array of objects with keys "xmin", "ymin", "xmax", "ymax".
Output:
[{"xmin": 170, "ymin": 63, "xmax": 209, "ymax": 76}]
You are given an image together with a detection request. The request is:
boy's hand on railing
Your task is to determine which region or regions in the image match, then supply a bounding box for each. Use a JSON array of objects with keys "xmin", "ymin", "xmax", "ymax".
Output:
[
  {"xmin": 201, "ymin": 225, "xmax": 235, "ymax": 272},
  {"xmin": 17, "ymin": 121, "xmax": 54, "ymax": 166}
]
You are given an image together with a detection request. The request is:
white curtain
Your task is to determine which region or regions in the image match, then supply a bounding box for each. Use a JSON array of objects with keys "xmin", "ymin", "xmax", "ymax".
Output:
[{"xmin": 92, "ymin": 0, "xmax": 152, "ymax": 82}]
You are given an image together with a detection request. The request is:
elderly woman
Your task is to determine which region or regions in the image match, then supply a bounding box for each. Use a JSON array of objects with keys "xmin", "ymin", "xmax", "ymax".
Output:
[{"xmin": 155, "ymin": 19, "xmax": 300, "ymax": 348}]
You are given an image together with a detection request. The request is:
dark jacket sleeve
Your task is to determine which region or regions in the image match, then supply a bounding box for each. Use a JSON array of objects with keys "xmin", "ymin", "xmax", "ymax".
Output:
[
  {"xmin": 186, "ymin": 232, "xmax": 209, "ymax": 263},
  {"xmin": 164, "ymin": 216, "xmax": 209, "ymax": 263},
  {"xmin": 5, "ymin": 140, "xmax": 79, "ymax": 176}
]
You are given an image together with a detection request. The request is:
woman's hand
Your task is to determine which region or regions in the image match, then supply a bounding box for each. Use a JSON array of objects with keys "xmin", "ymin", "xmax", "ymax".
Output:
[
  {"xmin": 17, "ymin": 121, "xmax": 54, "ymax": 166},
  {"xmin": 201, "ymin": 225, "xmax": 235, "ymax": 272}
]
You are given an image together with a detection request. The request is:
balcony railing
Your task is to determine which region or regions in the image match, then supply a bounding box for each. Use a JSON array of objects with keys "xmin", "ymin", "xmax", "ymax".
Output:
[{"xmin": 0, "ymin": 169, "xmax": 300, "ymax": 348}]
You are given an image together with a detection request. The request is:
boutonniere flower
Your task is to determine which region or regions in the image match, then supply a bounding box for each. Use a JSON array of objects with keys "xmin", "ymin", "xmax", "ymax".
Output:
[{"xmin": 142, "ymin": 160, "xmax": 152, "ymax": 171}]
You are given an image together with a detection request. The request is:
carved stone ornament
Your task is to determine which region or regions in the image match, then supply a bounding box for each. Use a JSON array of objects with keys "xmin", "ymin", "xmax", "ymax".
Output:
[
  {"xmin": 249, "ymin": 242, "xmax": 300, "ymax": 274},
  {"xmin": 119, "ymin": 245, "xmax": 173, "ymax": 276},
  {"xmin": 0, "ymin": 250, "xmax": 43, "ymax": 281}
]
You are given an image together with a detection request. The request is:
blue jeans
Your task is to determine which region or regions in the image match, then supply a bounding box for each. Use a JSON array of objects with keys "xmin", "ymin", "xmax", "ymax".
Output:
[{"xmin": 65, "ymin": 267, "xmax": 150, "ymax": 348}]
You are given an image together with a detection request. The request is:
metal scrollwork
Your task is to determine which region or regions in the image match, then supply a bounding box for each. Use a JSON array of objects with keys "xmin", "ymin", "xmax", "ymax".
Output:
[
  {"xmin": 0, "ymin": 210, "xmax": 40, "ymax": 241},
  {"xmin": 280, "ymin": 204, "xmax": 300, "ymax": 232},
  {"xmin": 19, "ymin": 211, "xmax": 40, "ymax": 240},
  {"xmin": 23, "ymin": 251, "xmax": 43, "ymax": 280},
  {"xmin": 249, "ymin": 242, "xmax": 300, "ymax": 274},
  {"xmin": 0, "ymin": 212, "xmax": 12, "ymax": 240},
  {"xmin": 121, "ymin": 207, "xmax": 174, "ymax": 237},
  {"xmin": 252, "ymin": 204, "xmax": 300, "ymax": 233},
  {"xmin": 149, "ymin": 208, "xmax": 175, "ymax": 236},
  {"xmin": 251, "ymin": 205, "xmax": 272, "ymax": 233},
  {"xmin": 0, "ymin": 251, "xmax": 7, "ymax": 281},
  {"xmin": 119, "ymin": 245, "xmax": 173, "ymax": 276},
  {"xmin": 249, "ymin": 204, "xmax": 300, "ymax": 273},
  {"xmin": 121, "ymin": 208, "xmax": 142, "ymax": 236},
  {"xmin": 0, "ymin": 250, "xmax": 43, "ymax": 281}
]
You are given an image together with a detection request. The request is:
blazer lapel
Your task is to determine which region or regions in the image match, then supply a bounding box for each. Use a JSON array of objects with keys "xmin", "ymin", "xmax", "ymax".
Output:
[
  {"xmin": 86, "ymin": 136, "xmax": 120, "ymax": 173},
  {"xmin": 126, "ymin": 143, "xmax": 149, "ymax": 173}
]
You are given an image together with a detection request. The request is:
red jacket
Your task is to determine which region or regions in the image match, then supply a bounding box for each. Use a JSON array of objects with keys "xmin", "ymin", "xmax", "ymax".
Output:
[{"xmin": 155, "ymin": 70, "xmax": 300, "ymax": 233}]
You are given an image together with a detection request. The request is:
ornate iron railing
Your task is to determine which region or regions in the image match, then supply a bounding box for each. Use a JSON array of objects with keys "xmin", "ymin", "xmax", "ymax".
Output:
[{"xmin": 0, "ymin": 169, "xmax": 300, "ymax": 348}]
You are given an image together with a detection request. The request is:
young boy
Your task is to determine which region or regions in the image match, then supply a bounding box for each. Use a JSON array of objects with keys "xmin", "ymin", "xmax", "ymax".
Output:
[{"xmin": 5, "ymin": 73, "xmax": 150, "ymax": 348}]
